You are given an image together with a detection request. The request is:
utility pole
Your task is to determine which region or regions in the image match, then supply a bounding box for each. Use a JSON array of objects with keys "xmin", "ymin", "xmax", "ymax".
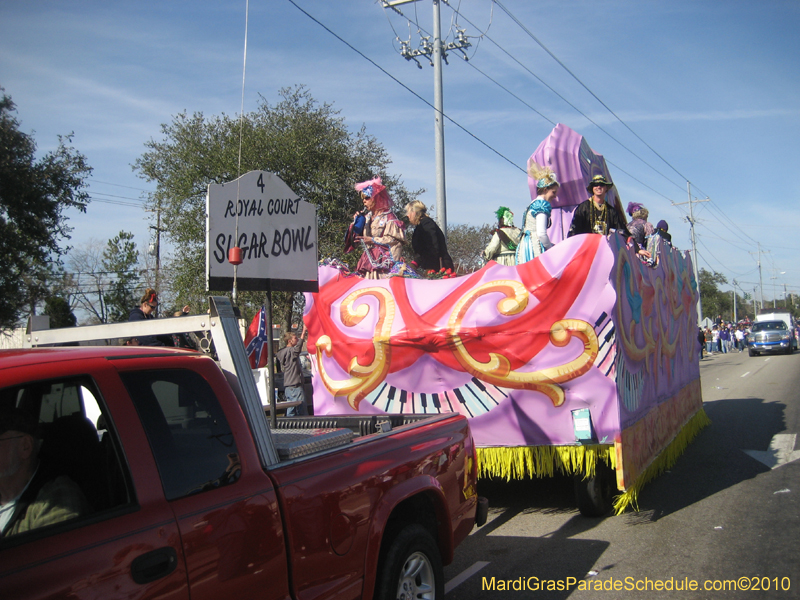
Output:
[
  {"xmin": 732, "ymin": 279, "xmax": 744, "ymax": 323},
  {"xmin": 770, "ymin": 269, "xmax": 785, "ymax": 309},
  {"xmin": 749, "ymin": 243, "xmax": 769, "ymax": 314},
  {"xmin": 672, "ymin": 184, "xmax": 708, "ymax": 325},
  {"xmin": 383, "ymin": 0, "xmax": 470, "ymax": 236},
  {"xmin": 148, "ymin": 205, "xmax": 165, "ymax": 317}
]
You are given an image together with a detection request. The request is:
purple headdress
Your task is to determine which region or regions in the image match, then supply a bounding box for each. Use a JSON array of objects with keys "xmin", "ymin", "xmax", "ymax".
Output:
[{"xmin": 626, "ymin": 202, "xmax": 644, "ymax": 217}]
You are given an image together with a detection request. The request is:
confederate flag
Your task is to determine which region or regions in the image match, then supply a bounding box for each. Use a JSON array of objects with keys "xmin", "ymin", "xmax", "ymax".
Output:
[{"xmin": 244, "ymin": 307, "xmax": 270, "ymax": 369}]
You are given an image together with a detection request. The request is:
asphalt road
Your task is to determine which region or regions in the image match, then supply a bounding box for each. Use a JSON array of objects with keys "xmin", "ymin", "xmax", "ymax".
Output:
[{"xmin": 444, "ymin": 349, "xmax": 800, "ymax": 599}]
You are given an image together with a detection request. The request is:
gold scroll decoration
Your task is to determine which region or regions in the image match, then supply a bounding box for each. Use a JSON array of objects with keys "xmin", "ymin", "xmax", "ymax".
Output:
[
  {"xmin": 446, "ymin": 280, "xmax": 599, "ymax": 407},
  {"xmin": 316, "ymin": 287, "xmax": 395, "ymax": 410},
  {"xmin": 317, "ymin": 280, "xmax": 599, "ymax": 411}
]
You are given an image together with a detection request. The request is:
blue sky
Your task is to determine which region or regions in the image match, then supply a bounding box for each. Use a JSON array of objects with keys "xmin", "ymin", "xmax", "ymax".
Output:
[{"xmin": 2, "ymin": 0, "xmax": 799, "ymax": 311}]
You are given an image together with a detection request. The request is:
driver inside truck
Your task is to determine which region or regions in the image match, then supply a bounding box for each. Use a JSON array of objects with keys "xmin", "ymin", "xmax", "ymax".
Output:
[{"xmin": 0, "ymin": 408, "xmax": 90, "ymax": 538}]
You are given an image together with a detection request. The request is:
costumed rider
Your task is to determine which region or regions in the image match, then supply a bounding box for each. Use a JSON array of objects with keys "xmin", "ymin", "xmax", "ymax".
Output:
[
  {"xmin": 568, "ymin": 174, "xmax": 651, "ymax": 260},
  {"xmin": 568, "ymin": 174, "xmax": 627, "ymax": 236},
  {"xmin": 626, "ymin": 202, "xmax": 655, "ymax": 264},
  {"xmin": 484, "ymin": 206, "xmax": 521, "ymax": 266},
  {"xmin": 353, "ymin": 177, "xmax": 405, "ymax": 279},
  {"xmin": 626, "ymin": 202, "xmax": 654, "ymax": 248},
  {"xmin": 646, "ymin": 219, "xmax": 672, "ymax": 265},
  {"xmin": 516, "ymin": 162, "xmax": 556, "ymax": 264}
]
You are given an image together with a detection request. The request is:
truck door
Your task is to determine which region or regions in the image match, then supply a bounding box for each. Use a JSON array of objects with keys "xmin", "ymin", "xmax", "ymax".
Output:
[
  {"xmin": 0, "ymin": 364, "xmax": 189, "ymax": 600},
  {"xmin": 118, "ymin": 365, "xmax": 291, "ymax": 600}
]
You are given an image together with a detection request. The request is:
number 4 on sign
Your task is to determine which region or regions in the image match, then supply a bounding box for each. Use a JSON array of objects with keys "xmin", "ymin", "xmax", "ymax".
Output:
[
  {"xmin": 743, "ymin": 434, "xmax": 800, "ymax": 469},
  {"xmin": 257, "ymin": 173, "xmax": 265, "ymax": 193}
]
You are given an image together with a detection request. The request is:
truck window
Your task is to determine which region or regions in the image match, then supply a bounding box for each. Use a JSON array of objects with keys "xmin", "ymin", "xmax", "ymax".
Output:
[
  {"xmin": 0, "ymin": 376, "xmax": 133, "ymax": 539},
  {"xmin": 120, "ymin": 369, "xmax": 240, "ymax": 501}
]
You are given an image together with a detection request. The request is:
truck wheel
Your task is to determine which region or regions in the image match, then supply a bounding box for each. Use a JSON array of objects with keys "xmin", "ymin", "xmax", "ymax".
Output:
[
  {"xmin": 749, "ymin": 349, "xmax": 756, "ymax": 357},
  {"xmin": 375, "ymin": 524, "xmax": 443, "ymax": 600},
  {"xmin": 575, "ymin": 461, "xmax": 616, "ymax": 517}
]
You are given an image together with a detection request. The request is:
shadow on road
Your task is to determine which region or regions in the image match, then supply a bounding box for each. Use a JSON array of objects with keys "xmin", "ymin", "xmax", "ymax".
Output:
[
  {"xmin": 445, "ymin": 477, "xmax": 610, "ymax": 598},
  {"xmin": 630, "ymin": 396, "xmax": 784, "ymax": 521},
  {"xmin": 444, "ymin": 397, "xmax": 785, "ymax": 597}
]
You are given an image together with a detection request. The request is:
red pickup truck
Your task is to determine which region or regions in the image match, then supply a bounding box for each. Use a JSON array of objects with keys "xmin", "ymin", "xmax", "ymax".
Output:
[{"xmin": 0, "ymin": 297, "xmax": 485, "ymax": 599}]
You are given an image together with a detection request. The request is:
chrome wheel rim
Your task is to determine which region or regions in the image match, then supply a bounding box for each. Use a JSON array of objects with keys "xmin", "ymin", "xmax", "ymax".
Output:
[{"xmin": 396, "ymin": 551, "xmax": 435, "ymax": 600}]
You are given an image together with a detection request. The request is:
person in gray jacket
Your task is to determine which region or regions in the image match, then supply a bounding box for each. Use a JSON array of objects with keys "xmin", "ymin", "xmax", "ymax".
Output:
[{"xmin": 276, "ymin": 325, "xmax": 309, "ymax": 416}]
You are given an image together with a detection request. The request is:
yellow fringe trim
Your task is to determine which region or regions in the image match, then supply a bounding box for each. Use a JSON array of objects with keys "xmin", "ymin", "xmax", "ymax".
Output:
[
  {"xmin": 612, "ymin": 408, "xmax": 711, "ymax": 514},
  {"xmin": 476, "ymin": 408, "xmax": 711, "ymax": 515},
  {"xmin": 477, "ymin": 443, "xmax": 616, "ymax": 480}
]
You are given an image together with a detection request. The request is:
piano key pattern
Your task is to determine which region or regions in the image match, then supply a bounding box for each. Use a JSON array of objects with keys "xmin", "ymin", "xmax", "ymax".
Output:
[
  {"xmin": 616, "ymin": 350, "xmax": 644, "ymax": 412},
  {"xmin": 363, "ymin": 376, "xmax": 510, "ymax": 417},
  {"xmin": 594, "ymin": 311, "xmax": 617, "ymax": 380},
  {"xmin": 364, "ymin": 312, "xmax": 618, "ymax": 417}
]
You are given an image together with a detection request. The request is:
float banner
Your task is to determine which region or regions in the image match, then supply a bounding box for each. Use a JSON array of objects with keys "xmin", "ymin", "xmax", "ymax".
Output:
[
  {"xmin": 306, "ymin": 234, "xmax": 622, "ymax": 448},
  {"xmin": 305, "ymin": 231, "xmax": 703, "ymax": 493},
  {"xmin": 206, "ymin": 170, "xmax": 318, "ymax": 292}
]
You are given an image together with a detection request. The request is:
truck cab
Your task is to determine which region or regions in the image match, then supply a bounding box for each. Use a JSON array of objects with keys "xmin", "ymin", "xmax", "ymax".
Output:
[{"xmin": 1, "ymin": 297, "xmax": 485, "ymax": 599}]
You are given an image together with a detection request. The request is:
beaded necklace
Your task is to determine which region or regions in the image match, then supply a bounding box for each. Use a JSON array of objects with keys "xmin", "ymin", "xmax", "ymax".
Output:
[{"xmin": 590, "ymin": 199, "xmax": 608, "ymax": 235}]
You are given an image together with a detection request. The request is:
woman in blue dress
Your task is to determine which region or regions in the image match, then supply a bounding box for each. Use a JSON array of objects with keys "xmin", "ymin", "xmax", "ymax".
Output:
[{"xmin": 516, "ymin": 162, "xmax": 557, "ymax": 264}]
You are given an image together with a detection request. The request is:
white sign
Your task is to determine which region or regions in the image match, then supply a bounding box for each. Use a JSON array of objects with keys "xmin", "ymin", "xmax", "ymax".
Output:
[{"xmin": 206, "ymin": 171, "xmax": 318, "ymax": 292}]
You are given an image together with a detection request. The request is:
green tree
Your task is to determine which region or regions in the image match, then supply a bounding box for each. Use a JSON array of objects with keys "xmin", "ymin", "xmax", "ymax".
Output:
[
  {"xmin": 102, "ymin": 231, "xmax": 141, "ymax": 322},
  {"xmin": 0, "ymin": 90, "xmax": 92, "ymax": 328},
  {"xmin": 44, "ymin": 296, "xmax": 77, "ymax": 328},
  {"xmin": 66, "ymin": 234, "xmax": 140, "ymax": 325},
  {"xmin": 133, "ymin": 85, "xmax": 419, "ymax": 330},
  {"xmin": 698, "ymin": 268, "xmax": 729, "ymax": 321}
]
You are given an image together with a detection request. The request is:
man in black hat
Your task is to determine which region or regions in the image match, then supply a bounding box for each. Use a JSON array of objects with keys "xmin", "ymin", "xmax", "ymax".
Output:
[
  {"xmin": 568, "ymin": 175, "xmax": 629, "ymax": 237},
  {"xmin": 0, "ymin": 408, "xmax": 89, "ymax": 538},
  {"xmin": 568, "ymin": 175, "xmax": 651, "ymax": 259}
]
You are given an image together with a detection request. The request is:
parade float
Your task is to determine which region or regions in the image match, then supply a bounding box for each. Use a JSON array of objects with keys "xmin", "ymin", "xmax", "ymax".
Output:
[{"xmin": 304, "ymin": 124, "xmax": 709, "ymax": 515}]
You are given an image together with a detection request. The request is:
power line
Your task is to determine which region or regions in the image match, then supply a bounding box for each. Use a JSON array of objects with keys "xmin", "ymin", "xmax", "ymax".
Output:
[
  {"xmin": 87, "ymin": 195, "xmax": 145, "ymax": 208},
  {"xmin": 439, "ymin": 1, "xmax": 787, "ymax": 286},
  {"xmin": 696, "ymin": 237, "xmax": 747, "ymax": 278},
  {"xmin": 438, "ymin": 0, "xmax": 687, "ymax": 197},
  {"xmin": 481, "ymin": 2, "xmax": 773, "ymax": 263},
  {"xmin": 89, "ymin": 191, "xmax": 147, "ymax": 202},
  {"xmin": 287, "ymin": 0, "xmax": 525, "ymax": 174},
  {"xmin": 89, "ymin": 179, "xmax": 151, "ymax": 192},
  {"xmin": 292, "ymin": 0, "xmax": 783, "ymax": 292},
  {"xmin": 491, "ymin": 0, "xmax": 694, "ymax": 189},
  {"xmin": 385, "ymin": 0, "xmax": 683, "ymax": 205}
]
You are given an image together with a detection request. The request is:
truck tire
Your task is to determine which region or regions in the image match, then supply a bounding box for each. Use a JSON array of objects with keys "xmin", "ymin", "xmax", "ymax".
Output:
[
  {"xmin": 575, "ymin": 461, "xmax": 616, "ymax": 517},
  {"xmin": 375, "ymin": 524, "xmax": 443, "ymax": 600},
  {"xmin": 749, "ymin": 349, "xmax": 756, "ymax": 357}
]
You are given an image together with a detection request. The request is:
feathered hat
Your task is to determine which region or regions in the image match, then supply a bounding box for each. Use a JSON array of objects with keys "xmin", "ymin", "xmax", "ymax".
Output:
[
  {"xmin": 626, "ymin": 202, "xmax": 645, "ymax": 217},
  {"xmin": 587, "ymin": 174, "xmax": 613, "ymax": 193},
  {"xmin": 528, "ymin": 161, "xmax": 559, "ymax": 189},
  {"xmin": 355, "ymin": 177, "xmax": 391, "ymax": 211}
]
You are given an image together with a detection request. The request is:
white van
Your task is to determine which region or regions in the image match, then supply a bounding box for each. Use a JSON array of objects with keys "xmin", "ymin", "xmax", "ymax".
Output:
[{"xmin": 755, "ymin": 312, "xmax": 797, "ymax": 349}]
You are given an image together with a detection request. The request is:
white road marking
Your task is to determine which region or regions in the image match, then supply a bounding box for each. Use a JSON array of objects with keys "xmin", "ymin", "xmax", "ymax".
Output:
[
  {"xmin": 741, "ymin": 371, "xmax": 750, "ymax": 378},
  {"xmin": 445, "ymin": 561, "xmax": 490, "ymax": 594},
  {"xmin": 743, "ymin": 434, "xmax": 800, "ymax": 469}
]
